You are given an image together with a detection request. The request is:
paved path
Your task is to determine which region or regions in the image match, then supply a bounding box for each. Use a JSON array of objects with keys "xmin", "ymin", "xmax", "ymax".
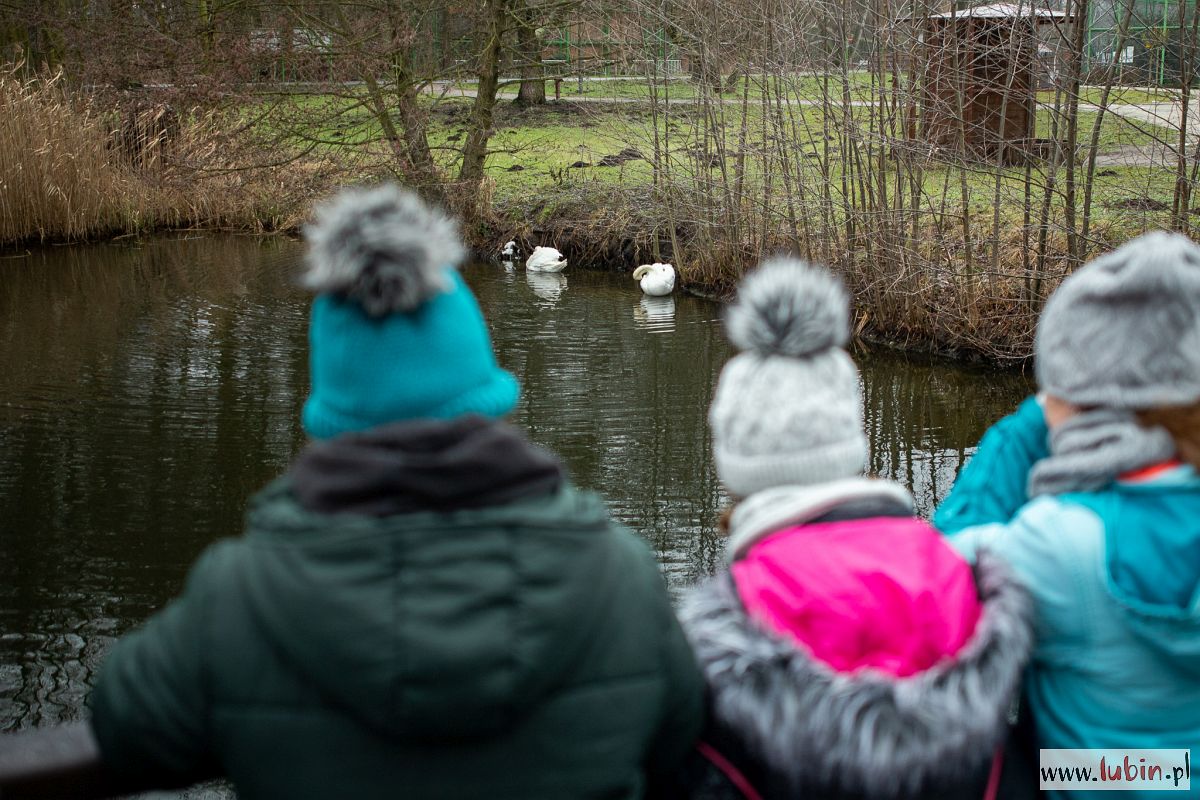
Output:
[
  {"xmin": 1102, "ymin": 100, "xmax": 1200, "ymax": 132},
  {"xmin": 1093, "ymin": 101, "xmax": 1200, "ymax": 168}
]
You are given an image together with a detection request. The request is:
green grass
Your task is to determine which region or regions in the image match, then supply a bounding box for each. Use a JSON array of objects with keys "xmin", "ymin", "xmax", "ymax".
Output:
[
  {"xmin": 452, "ymin": 73, "xmax": 1191, "ymax": 114},
  {"xmin": 245, "ymin": 85, "xmax": 1184, "ymax": 237},
  {"xmin": 453, "ymin": 72, "xmax": 882, "ymax": 103},
  {"xmin": 1038, "ymin": 84, "xmax": 1184, "ymax": 106},
  {"xmin": 468, "ymin": 100, "xmax": 1177, "ymax": 233},
  {"xmin": 1032, "ymin": 106, "xmax": 1176, "ymax": 153}
]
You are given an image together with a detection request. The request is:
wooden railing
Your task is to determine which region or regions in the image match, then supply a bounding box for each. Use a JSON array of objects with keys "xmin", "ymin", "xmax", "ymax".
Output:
[{"xmin": 0, "ymin": 723, "xmax": 123, "ymax": 799}]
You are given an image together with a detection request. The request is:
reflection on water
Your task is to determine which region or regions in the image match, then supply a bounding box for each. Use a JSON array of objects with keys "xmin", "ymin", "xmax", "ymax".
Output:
[
  {"xmin": 633, "ymin": 296, "xmax": 676, "ymax": 333},
  {"xmin": 0, "ymin": 238, "xmax": 308, "ymax": 741},
  {"xmin": 0, "ymin": 237, "xmax": 1032, "ymax": 742},
  {"xmin": 524, "ymin": 270, "xmax": 568, "ymax": 305}
]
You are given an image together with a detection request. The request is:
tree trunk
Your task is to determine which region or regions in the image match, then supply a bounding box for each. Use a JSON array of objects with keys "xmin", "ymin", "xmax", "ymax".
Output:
[
  {"xmin": 395, "ymin": 64, "xmax": 442, "ymax": 194},
  {"xmin": 1171, "ymin": 0, "xmax": 1199, "ymax": 232},
  {"xmin": 458, "ymin": 0, "xmax": 506, "ymax": 197},
  {"xmin": 328, "ymin": 4, "xmax": 440, "ymax": 195},
  {"xmin": 687, "ymin": 41, "xmax": 722, "ymax": 93},
  {"xmin": 197, "ymin": 0, "xmax": 215, "ymax": 70},
  {"xmin": 1061, "ymin": 0, "xmax": 1090, "ymax": 265},
  {"xmin": 514, "ymin": 2, "xmax": 545, "ymax": 106},
  {"xmin": 386, "ymin": 4, "xmax": 441, "ymax": 193},
  {"xmin": 516, "ymin": 77, "xmax": 546, "ymax": 105},
  {"xmin": 1082, "ymin": 0, "xmax": 1137, "ymax": 251},
  {"xmin": 277, "ymin": 16, "xmax": 293, "ymax": 81}
]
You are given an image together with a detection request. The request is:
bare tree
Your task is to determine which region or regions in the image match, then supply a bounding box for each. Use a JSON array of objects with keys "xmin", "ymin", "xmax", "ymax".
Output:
[{"xmin": 513, "ymin": 0, "xmax": 547, "ymax": 106}]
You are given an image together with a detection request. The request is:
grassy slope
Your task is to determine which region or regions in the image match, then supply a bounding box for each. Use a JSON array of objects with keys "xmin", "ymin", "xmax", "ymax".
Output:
[
  {"xmin": 461, "ymin": 74, "xmax": 1187, "ymax": 106},
  {"xmin": 474, "ymin": 101, "xmax": 1180, "ymax": 235},
  {"xmin": 254, "ymin": 85, "xmax": 1183, "ymax": 249}
]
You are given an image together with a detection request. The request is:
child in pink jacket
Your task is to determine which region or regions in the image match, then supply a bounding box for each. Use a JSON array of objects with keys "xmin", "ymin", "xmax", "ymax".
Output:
[{"xmin": 679, "ymin": 259, "xmax": 1035, "ymax": 800}]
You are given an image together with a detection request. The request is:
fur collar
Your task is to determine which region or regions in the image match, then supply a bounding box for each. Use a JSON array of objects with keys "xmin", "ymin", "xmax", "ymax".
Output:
[
  {"xmin": 680, "ymin": 552, "xmax": 1032, "ymax": 796},
  {"xmin": 727, "ymin": 479, "xmax": 914, "ymax": 559}
]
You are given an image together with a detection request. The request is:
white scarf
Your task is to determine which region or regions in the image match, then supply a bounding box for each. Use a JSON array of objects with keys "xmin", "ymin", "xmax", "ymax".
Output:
[{"xmin": 727, "ymin": 478, "xmax": 915, "ymax": 560}]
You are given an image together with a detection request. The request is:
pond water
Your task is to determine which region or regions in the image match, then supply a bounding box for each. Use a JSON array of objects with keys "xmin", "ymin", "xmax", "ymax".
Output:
[{"xmin": 0, "ymin": 235, "xmax": 1032, "ymax": 742}]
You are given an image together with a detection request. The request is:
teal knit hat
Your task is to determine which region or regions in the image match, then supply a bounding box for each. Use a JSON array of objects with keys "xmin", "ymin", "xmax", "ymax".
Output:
[{"xmin": 301, "ymin": 184, "xmax": 519, "ymax": 439}]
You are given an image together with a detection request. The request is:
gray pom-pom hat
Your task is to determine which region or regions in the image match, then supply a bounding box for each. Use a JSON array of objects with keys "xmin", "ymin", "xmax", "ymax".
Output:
[
  {"xmin": 1026, "ymin": 231, "xmax": 1200, "ymax": 496},
  {"xmin": 301, "ymin": 184, "xmax": 519, "ymax": 439},
  {"xmin": 710, "ymin": 258, "xmax": 868, "ymax": 498},
  {"xmin": 304, "ymin": 184, "xmax": 464, "ymax": 317},
  {"xmin": 1036, "ymin": 231, "xmax": 1200, "ymax": 410}
]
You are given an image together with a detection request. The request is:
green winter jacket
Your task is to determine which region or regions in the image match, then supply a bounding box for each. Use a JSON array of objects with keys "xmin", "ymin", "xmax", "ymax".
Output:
[{"xmin": 88, "ymin": 417, "xmax": 703, "ymax": 800}]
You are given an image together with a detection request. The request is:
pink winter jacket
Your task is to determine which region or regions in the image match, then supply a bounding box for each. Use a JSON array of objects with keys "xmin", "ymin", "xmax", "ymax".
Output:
[
  {"xmin": 680, "ymin": 478, "xmax": 1034, "ymax": 800},
  {"xmin": 733, "ymin": 514, "xmax": 982, "ymax": 677}
]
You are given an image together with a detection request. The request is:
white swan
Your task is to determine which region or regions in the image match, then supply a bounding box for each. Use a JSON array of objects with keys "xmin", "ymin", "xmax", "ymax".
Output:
[
  {"xmin": 632, "ymin": 262, "xmax": 675, "ymax": 296},
  {"xmin": 526, "ymin": 246, "xmax": 568, "ymax": 273}
]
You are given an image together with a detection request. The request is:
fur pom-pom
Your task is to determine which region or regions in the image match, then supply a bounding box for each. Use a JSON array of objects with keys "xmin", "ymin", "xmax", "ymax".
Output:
[
  {"xmin": 725, "ymin": 257, "xmax": 849, "ymax": 357},
  {"xmin": 303, "ymin": 184, "xmax": 464, "ymax": 316}
]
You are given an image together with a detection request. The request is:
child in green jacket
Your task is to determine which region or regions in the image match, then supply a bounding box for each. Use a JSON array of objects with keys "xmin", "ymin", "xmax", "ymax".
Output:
[{"xmin": 2, "ymin": 185, "xmax": 703, "ymax": 800}]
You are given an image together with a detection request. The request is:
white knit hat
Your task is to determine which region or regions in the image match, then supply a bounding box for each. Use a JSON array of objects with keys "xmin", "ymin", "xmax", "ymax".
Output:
[{"xmin": 709, "ymin": 258, "xmax": 867, "ymax": 498}]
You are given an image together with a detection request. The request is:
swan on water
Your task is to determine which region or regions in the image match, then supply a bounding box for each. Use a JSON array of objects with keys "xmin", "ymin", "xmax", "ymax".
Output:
[
  {"xmin": 526, "ymin": 246, "xmax": 568, "ymax": 273},
  {"xmin": 632, "ymin": 263, "xmax": 675, "ymax": 296}
]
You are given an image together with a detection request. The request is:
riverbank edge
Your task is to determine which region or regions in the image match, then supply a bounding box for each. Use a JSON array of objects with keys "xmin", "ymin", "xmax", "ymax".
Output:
[
  {"xmin": 475, "ymin": 218, "xmax": 1042, "ymax": 367},
  {"xmin": 1, "ymin": 214, "xmax": 1039, "ymax": 367}
]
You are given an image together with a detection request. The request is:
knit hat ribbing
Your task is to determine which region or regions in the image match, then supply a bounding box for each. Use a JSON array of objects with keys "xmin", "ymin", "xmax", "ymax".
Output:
[
  {"xmin": 1035, "ymin": 231, "xmax": 1200, "ymax": 410},
  {"xmin": 710, "ymin": 259, "xmax": 867, "ymax": 498},
  {"xmin": 301, "ymin": 185, "xmax": 519, "ymax": 439}
]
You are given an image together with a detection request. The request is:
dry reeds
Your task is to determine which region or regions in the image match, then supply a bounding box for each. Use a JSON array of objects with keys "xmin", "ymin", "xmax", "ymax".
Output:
[
  {"xmin": 0, "ymin": 70, "xmax": 140, "ymax": 242},
  {"xmin": 0, "ymin": 69, "xmax": 320, "ymax": 246}
]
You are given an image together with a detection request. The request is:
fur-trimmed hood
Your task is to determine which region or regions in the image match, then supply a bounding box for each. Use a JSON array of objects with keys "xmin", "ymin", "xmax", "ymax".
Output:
[{"xmin": 680, "ymin": 552, "xmax": 1032, "ymax": 797}]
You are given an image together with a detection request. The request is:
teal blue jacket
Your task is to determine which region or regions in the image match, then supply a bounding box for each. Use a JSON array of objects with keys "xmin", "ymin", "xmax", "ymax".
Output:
[{"xmin": 935, "ymin": 398, "xmax": 1200, "ymax": 799}]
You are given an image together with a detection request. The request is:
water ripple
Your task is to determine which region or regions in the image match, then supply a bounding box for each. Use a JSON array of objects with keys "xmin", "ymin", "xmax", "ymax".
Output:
[{"xmin": 0, "ymin": 239, "xmax": 1032, "ymax": 741}]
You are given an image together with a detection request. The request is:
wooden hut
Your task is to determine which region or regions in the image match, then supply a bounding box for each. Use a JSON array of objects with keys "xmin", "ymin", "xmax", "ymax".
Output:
[{"xmin": 910, "ymin": 3, "xmax": 1070, "ymax": 161}]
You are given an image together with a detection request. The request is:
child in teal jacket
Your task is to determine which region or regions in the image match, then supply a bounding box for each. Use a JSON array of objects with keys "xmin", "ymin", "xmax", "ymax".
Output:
[{"xmin": 935, "ymin": 232, "xmax": 1200, "ymax": 800}]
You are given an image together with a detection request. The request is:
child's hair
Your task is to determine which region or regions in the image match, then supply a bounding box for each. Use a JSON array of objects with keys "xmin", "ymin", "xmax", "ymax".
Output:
[
  {"xmin": 717, "ymin": 505, "xmax": 735, "ymax": 536},
  {"xmin": 1138, "ymin": 401, "xmax": 1200, "ymax": 471}
]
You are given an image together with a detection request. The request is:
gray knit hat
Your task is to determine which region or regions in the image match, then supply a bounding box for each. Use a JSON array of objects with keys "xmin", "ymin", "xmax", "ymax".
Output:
[
  {"xmin": 1036, "ymin": 231, "xmax": 1200, "ymax": 409},
  {"xmin": 709, "ymin": 258, "xmax": 867, "ymax": 498}
]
